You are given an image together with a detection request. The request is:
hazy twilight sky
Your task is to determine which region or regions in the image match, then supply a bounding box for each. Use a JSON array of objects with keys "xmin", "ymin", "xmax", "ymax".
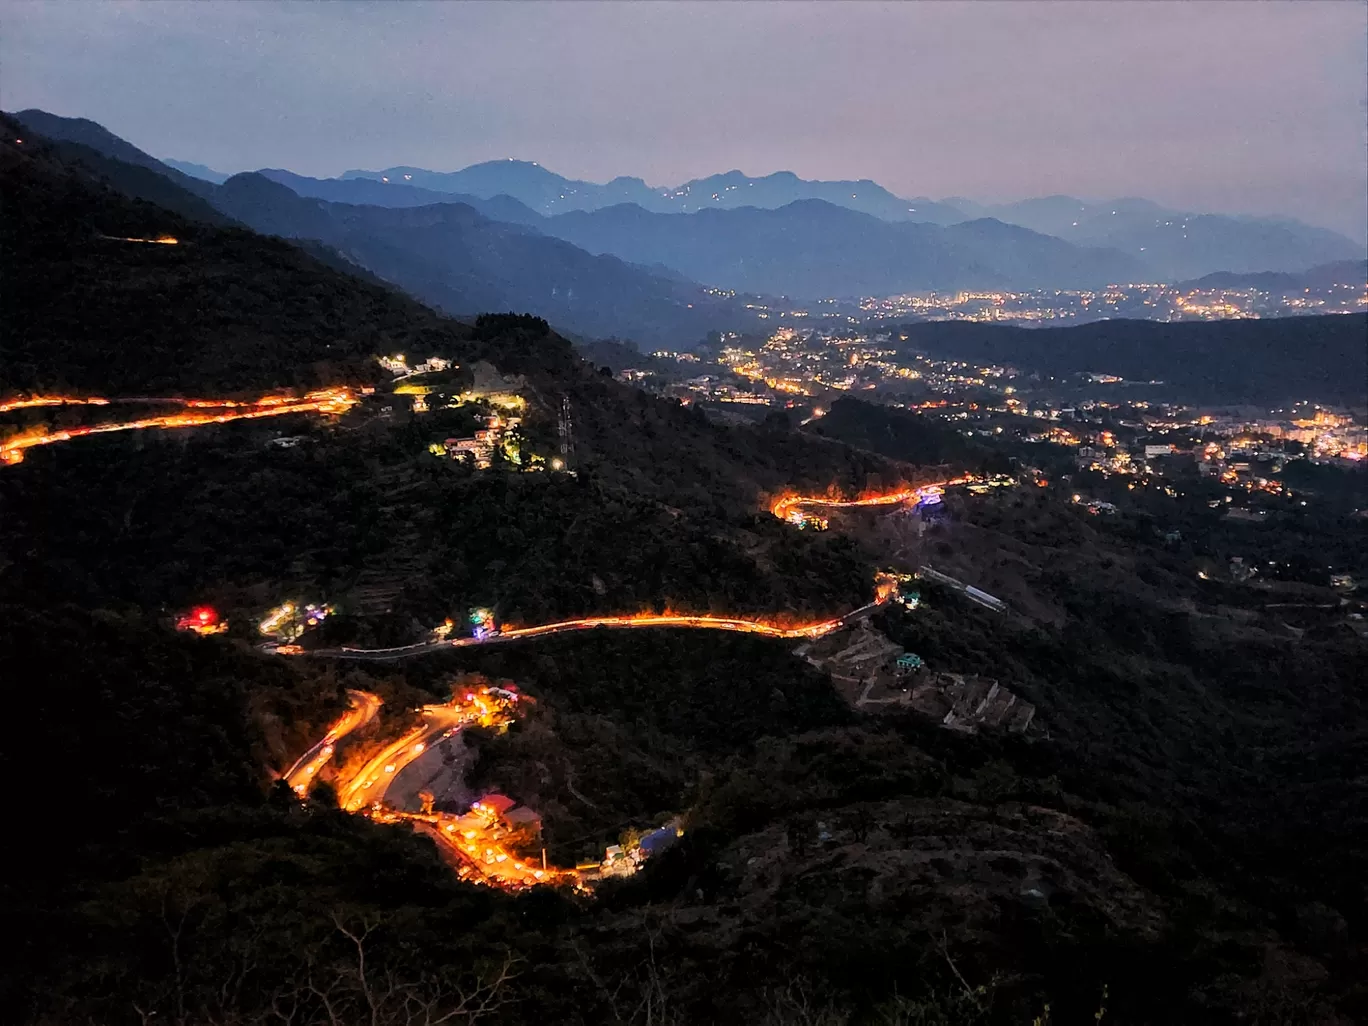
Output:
[{"xmin": 4, "ymin": 0, "xmax": 1366, "ymax": 240}]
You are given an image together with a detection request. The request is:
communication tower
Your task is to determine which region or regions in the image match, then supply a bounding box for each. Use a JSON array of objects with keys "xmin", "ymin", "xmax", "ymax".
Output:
[{"xmin": 558, "ymin": 396, "xmax": 575, "ymax": 464}]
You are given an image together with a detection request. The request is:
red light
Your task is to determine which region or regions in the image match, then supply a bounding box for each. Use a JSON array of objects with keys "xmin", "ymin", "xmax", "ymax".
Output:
[{"xmin": 196, "ymin": 607, "xmax": 215, "ymax": 623}]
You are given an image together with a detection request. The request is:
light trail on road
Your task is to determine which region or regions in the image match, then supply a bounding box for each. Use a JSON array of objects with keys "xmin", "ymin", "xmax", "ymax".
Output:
[
  {"xmin": 770, "ymin": 476, "xmax": 978, "ymax": 523},
  {"xmin": 337, "ymin": 723, "xmax": 435, "ymax": 811},
  {"xmin": 97, "ymin": 234, "xmax": 179, "ymax": 245},
  {"xmin": 290, "ymin": 577, "xmax": 901, "ymax": 663},
  {"xmin": 398, "ymin": 812, "xmax": 575, "ymax": 891},
  {"xmin": 279, "ymin": 585, "xmax": 900, "ymax": 888},
  {"xmin": 283, "ymin": 690, "xmax": 383, "ymax": 795},
  {"xmin": 452, "ymin": 611, "xmax": 847, "ymax": 646},
  {"xmin": 0, "ymin": 388, "xmax": 358, "ymax": 465},
  {"xmin": 334, "ymin": 691, "xmax": 505, "ymax": 811},
  {"xmin": 0, "ymin": 396, "xmax": 114, "ymax": 414},
  {"xmin": 0, "ymin": 395, "xmax": 313, "ymax": 414}
]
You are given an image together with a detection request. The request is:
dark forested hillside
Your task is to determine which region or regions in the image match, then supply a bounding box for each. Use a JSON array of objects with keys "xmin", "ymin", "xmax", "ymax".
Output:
[
  {"xmin": 13, "ymin": 108, "xmax": 220, "ymax": 194},
  {"xmin": 807, "ymin": 396, "xmax": 1015, "ymax": 474},
  {"xmin": 0, "ymin": 122, "xmax": 482, "ymax": 394},
  {"xmin": 7, "ymin": 109, "xmax": 760, "ymax": 348}
]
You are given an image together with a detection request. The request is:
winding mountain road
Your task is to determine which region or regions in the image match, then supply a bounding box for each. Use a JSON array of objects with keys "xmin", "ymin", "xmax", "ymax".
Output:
[
  {"xmin": 293, "ymin": 590, "xmax": 896, "ymax": 662},
  {"xmin": 282, "ymin": 689, "xmax": 383, "ymax": 793},
  {"xmin": 1, "ymin": 389, "xmax": 358, "ymax": 465},
  {"xmin": 769, "ymin": 476, "xmax": 976, "ymax": 522}
]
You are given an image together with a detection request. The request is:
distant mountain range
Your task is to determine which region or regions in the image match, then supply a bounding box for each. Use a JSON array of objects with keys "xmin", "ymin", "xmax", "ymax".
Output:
[
  {"xmin": 255, "ymin": 167, "xmax": 545, "ymax": 225},
  {"xmin": 537, "ymin": 201, "xmax": 1145, "ymax": 296},
  {"xmin": 210, "ymin": 173, "xmax": 748, "ymax": 343},
  {"xmin": 162, "ymin": 158, "xmax": 233, "ymax": 184},
  {"xmin": 955, "ymin": 195, "xmax": 1366, "ymax": 280},
  {"xmin": 326, "ymin": 158, "xmax": 1364, "ymax": 280},
  {"xmin": 15, "ymin": 108, "xmax": 1364, "ymax": 344},
  {"xmin": 339, "ymin": 160, "xmax": 969, "ymax": 224},
  {"xmin": 172, "ymin": 161, "xmax": 1148, "ymax": 296}
]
